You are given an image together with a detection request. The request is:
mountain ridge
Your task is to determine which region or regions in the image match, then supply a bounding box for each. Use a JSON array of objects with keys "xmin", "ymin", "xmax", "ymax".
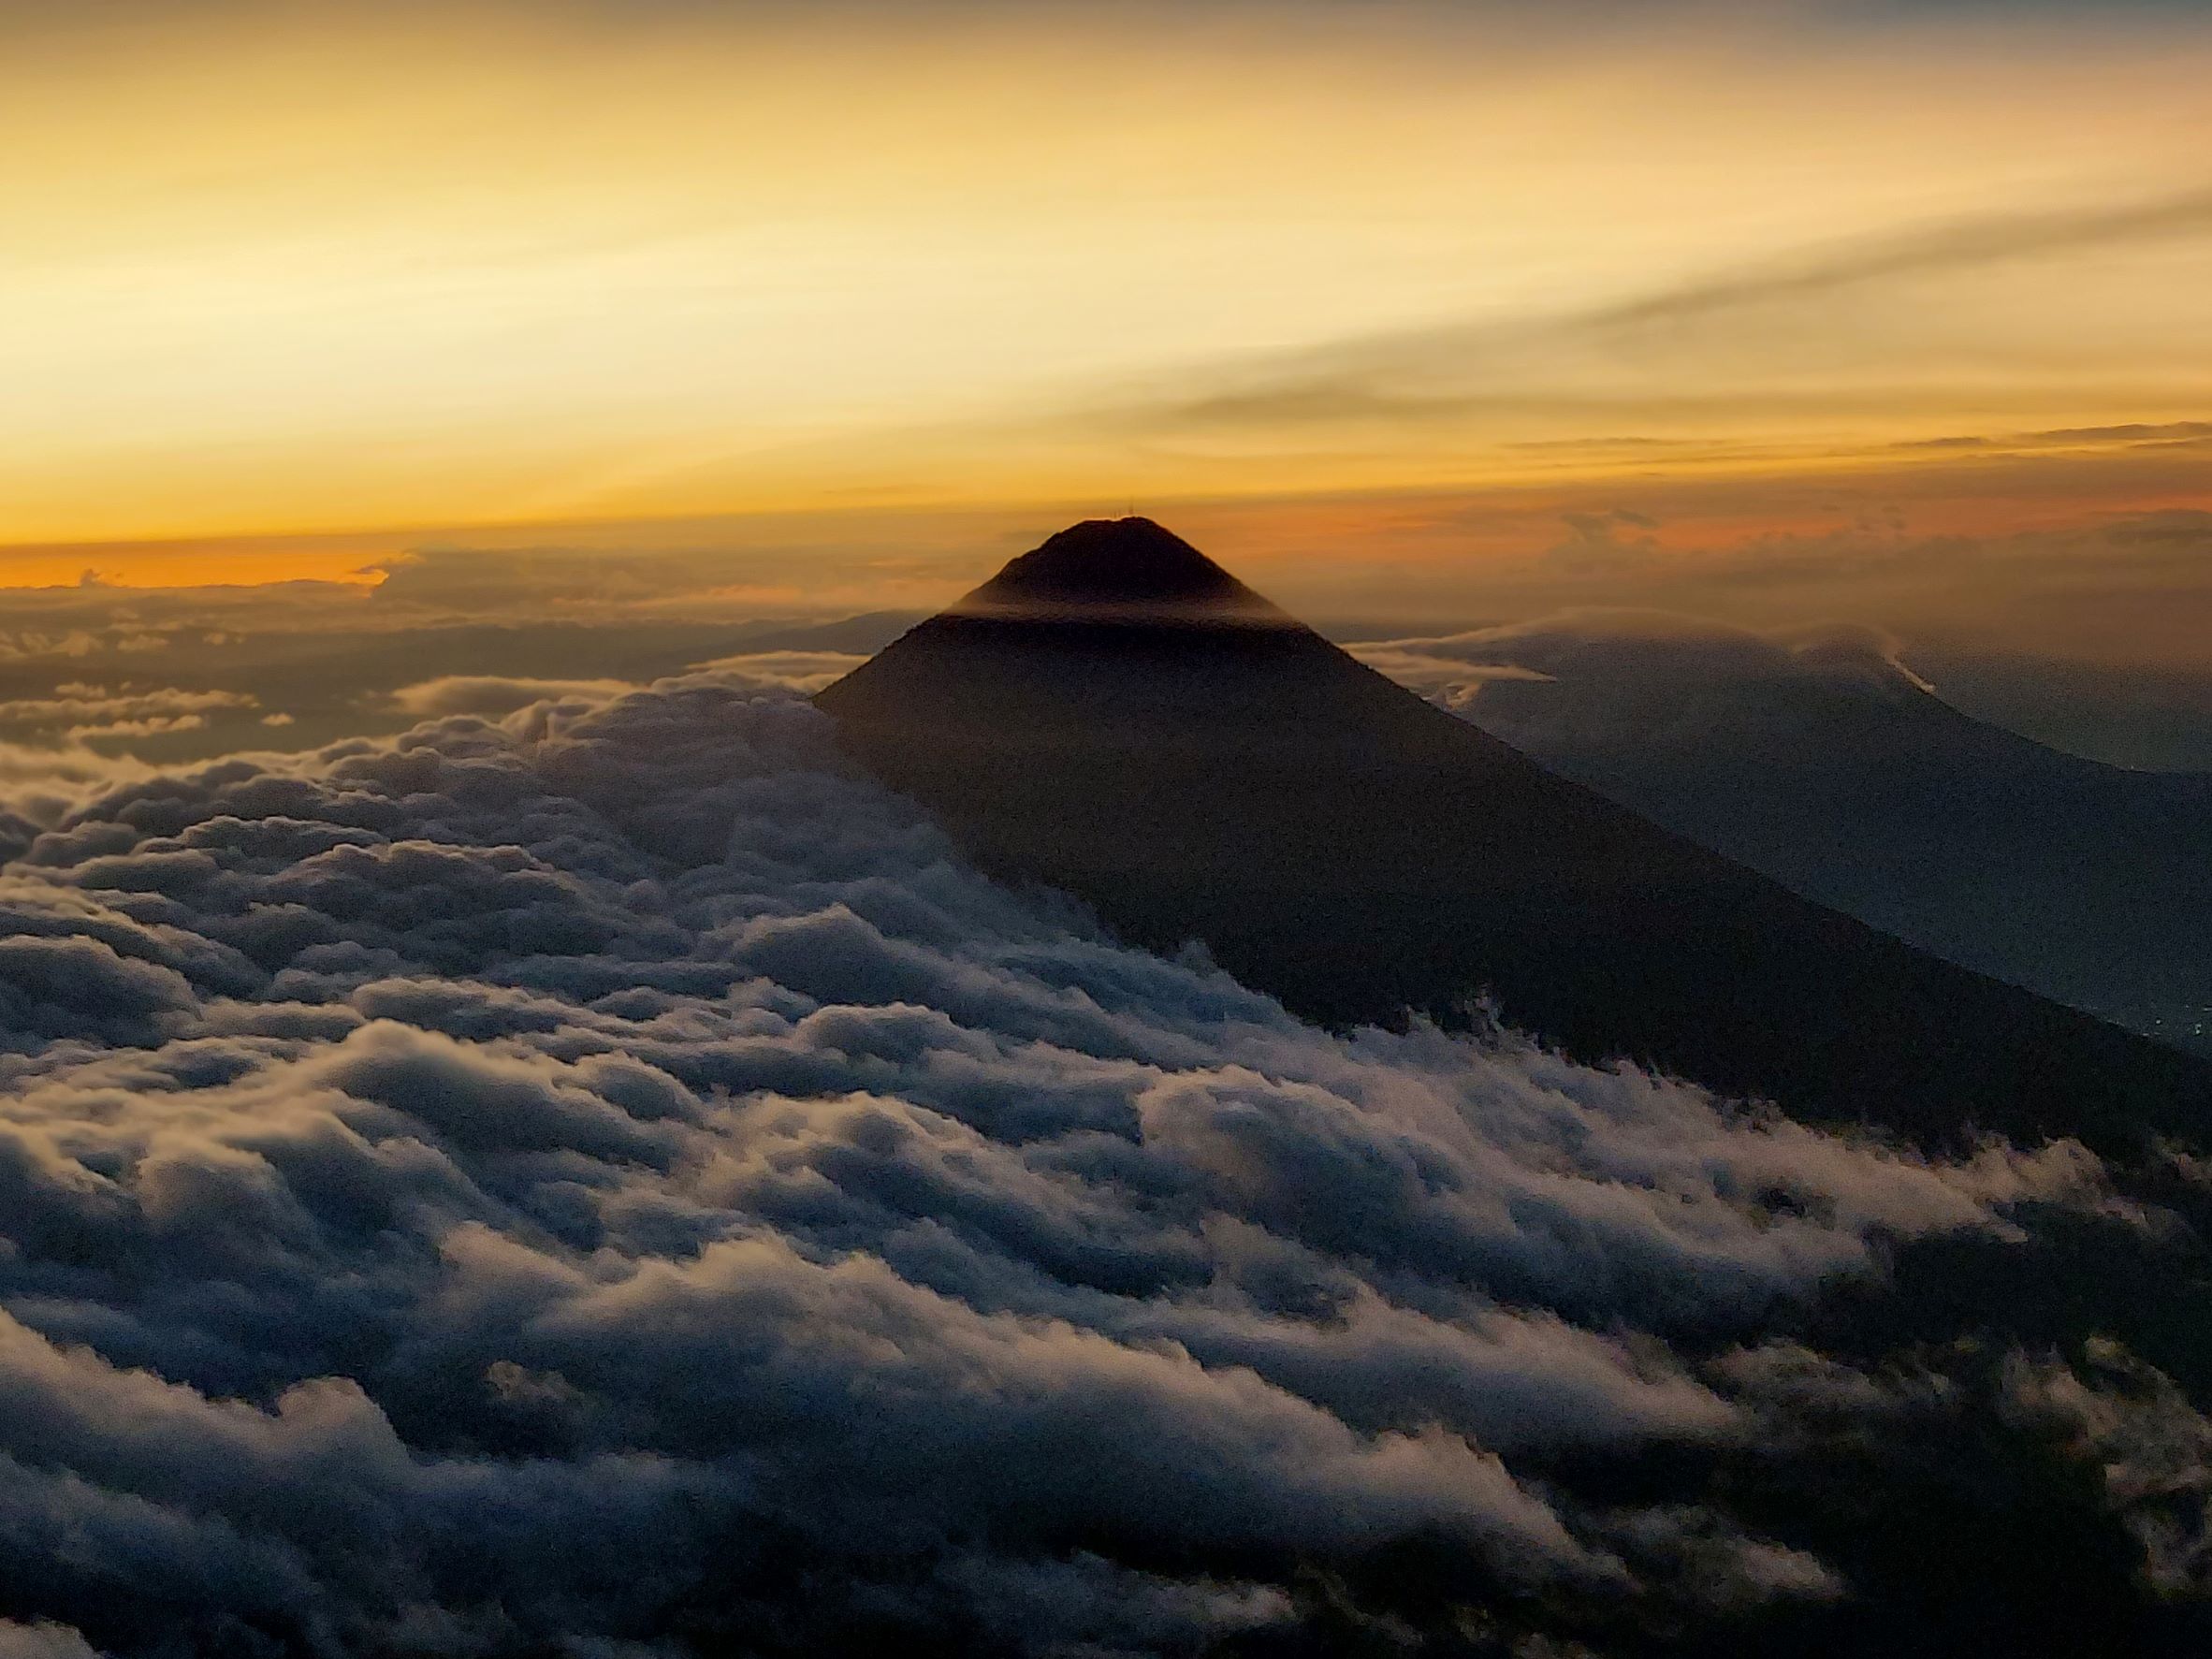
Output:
[
  {"xmin": 818, "ymin": 519, "xmax": 2211, "ymax": 1153},
  {"xmin": 1370, "ymin": 613, "xmax": 2212, "ymax": 1053}
]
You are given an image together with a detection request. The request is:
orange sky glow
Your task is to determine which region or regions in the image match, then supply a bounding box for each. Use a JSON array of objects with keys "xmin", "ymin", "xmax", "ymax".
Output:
[{"xmin": 3, "ymin": 0, "xmax": 2209, "ymax": 626}]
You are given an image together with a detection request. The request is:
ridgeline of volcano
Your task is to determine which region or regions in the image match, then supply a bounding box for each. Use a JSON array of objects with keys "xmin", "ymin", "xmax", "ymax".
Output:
[{"xmin": 818, "ymin": 518, "xmax": 2210, "ymax": 1152}]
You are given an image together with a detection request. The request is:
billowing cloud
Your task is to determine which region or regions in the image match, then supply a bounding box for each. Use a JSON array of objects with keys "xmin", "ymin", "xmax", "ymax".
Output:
[
  {"xmin": 681, "ymin": 649, "xmax": 873, "ymax": 692},
  {"xmin": 0, "ymin": 1624, "xmax": 99, "ymax": 1659},
  {"xmin": 387, "ymin": 676, "xmax": 644, "ymax": 718},
  {"xmin": 2002, "ymin": 1337, "xmax": 2212, "ymax": 1597},
  {"xmin": 0, "ymin": 686, "xmax": 258, "ymax": 743},
  {"xmin": 1349, "ymin": 608, "xmax": 1933, "ymax": 729},
  {"xmin": 388, "ymin": 654, "xmax": 874, "ymax": 720},
  {"xmin": 0, "ymin": 673, "xmax": 2179, "ymax": 1652}
]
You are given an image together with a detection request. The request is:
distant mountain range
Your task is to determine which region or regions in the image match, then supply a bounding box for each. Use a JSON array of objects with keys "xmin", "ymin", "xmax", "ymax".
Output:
[
  {"xmin": 819, "ymin": 519, "xmax": 2210, "ymax": 1153},
  {"xmin": 1356, "ymin": 614, "xmax": 2212, "ymax": 1055}
]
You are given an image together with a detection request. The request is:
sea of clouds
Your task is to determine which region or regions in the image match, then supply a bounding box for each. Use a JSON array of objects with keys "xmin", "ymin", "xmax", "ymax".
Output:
[{"xmin": 0, "ymin": 666, "xmax": 2182, "ymax": 1654}]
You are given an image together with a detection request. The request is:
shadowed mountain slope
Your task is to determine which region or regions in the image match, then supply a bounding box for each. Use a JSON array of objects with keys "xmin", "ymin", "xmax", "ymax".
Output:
[
  {"xmin": 817, "ymin": 519, "xmax": 2211, "ymax": 1153},
  {"xmin": 1359, "ymin": 614, "xmax": 2212, "ymax": 1054}
]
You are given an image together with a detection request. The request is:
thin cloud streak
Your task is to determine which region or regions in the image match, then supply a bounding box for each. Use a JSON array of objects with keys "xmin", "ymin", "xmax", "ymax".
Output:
[{"xmin": 1134, "ymin": 182, "xmax": 2212, "ymax": 439}]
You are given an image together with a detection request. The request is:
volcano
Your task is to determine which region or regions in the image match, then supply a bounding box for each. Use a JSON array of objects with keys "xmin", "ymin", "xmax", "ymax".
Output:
[{"xmin": 817, "ymin": 518, "xmax": 2209, "ymax": 1150}]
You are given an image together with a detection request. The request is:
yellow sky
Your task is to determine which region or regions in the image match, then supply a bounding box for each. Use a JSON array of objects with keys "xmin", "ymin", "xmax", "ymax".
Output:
[{"xmin": 4, "ymin": 0, "xmax": 2211, "ymax": 567}]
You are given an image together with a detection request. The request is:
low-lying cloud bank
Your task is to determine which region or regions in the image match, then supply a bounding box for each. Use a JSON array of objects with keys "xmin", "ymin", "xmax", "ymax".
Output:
[
  {"xmin": 0, "ymin": 671, "xmax": 2192, "ymax": 1653},
  {"xmin": 1349, "ymin": 608, "xmax": 1934, "ymax": 726}
]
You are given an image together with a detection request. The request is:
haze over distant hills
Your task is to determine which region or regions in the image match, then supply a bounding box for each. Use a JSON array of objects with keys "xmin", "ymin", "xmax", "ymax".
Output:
[
  {"xmin": 818, "ymin": 518, "xmax": 2211, "ymax": 1154},
  {"xmin": 1359, "ymin": 615, "xmax": 2212, "ymax": 1055}
]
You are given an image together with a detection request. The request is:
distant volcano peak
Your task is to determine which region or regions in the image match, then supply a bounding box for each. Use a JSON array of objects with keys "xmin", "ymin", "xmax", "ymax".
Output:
[{"xmin": 956, "ymin": 517, "xmax": 1287, "ymax": 623}]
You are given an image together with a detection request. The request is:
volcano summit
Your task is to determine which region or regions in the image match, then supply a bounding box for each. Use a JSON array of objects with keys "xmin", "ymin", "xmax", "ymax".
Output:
[{"xmin": 818, "ymin": 518, "xmax": 2209, "ymax": 1151}]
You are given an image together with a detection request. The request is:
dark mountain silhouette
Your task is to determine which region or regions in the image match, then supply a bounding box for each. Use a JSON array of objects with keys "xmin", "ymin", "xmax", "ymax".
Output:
[
  {"xmin": 1375, "ymin": 615, "xmax": 2212, "ymax": 1054},
  {"xmin": 965, "ymin": 518, "xmax": 1278, "ymax": 618},
  {"xmin": 817, "ymin": 518, "xmax": 2211, "ymax": 1153}
]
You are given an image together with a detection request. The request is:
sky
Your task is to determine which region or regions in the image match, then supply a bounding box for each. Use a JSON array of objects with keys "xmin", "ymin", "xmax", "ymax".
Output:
[
  {"xmin": 13, "ymin": 10, "xmax": 2212, "ymax": 1651},
  {"xmin": 4, "ymin": 0, "xmax": 2210, "ymax": 662}
]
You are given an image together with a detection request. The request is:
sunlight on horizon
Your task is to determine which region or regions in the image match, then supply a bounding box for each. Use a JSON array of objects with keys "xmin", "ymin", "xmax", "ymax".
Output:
[{"xmin": 6, "ymin": 0, "xmax": 2212, "ymax": 558}]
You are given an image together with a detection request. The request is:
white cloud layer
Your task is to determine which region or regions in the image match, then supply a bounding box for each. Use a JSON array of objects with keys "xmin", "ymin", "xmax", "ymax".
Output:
[{"xmin": 0, "ymin": 674, "xmax": 2124, "ymax": 1652}]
